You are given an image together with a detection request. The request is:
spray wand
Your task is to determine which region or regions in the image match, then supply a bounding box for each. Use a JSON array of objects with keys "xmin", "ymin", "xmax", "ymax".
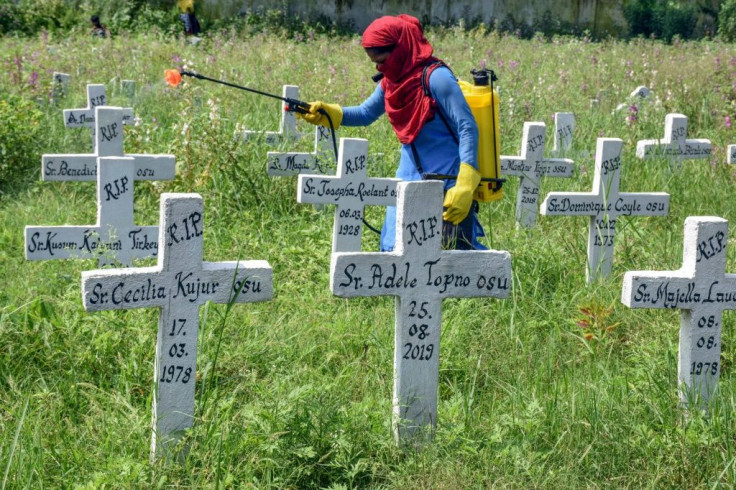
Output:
[{"xmin": 165, "ymin": 69, "xmax": 339, "ymax": 162}]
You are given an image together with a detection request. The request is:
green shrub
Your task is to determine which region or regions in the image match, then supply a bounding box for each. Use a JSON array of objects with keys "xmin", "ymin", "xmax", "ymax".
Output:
[
  {"xmin": 0, "ymin": 92, "xmax": 44, "ymax": 194},
  {"xmin": 623, "ymin": 0, "xmax": 698, "ymax": 42},
  {"xmin": 719, "ymin": 0, "xmax": 736, "ymax": 41}
]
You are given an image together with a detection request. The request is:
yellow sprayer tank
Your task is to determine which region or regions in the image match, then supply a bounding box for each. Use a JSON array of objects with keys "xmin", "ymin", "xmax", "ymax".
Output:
[{"xmin": 459, "ymin": 70, "xmax": 502, "ymax": 202}]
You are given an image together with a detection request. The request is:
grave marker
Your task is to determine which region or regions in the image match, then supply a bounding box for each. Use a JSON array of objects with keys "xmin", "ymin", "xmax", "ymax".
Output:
[
  {"xmin": 121, "ymin": 80, "xmax": 136, "ymax": 100},
  {"xmin": 239, "ymin": 85, "xmax": 301, "ymax": 144},
  {"xmin": 25, "ymin": 157, "xmax": 159, "ymax": 267},
  {"xmin": 63, "ymin": 84, "xmax": 134, "ymax": 150},
  {"xmin": 636, "ymin": 113, "xmax": 711, "ymax": 171},
  {"xmin": 52, "ymin": 72, "xmax": 70, "ymax": 102},
  {"xmin": 298, "ymin": 138, "xmax": 398, "ymax": 251},
  {"xmin": 630, "ymin": 86, "xmax": 651, "ymax": 99},
  {"xmin": 82, "ymin": 193, "xmax": 274, "ymax": 459},
  {"xmin": 622, "ymin": 216, "xmax": 735, "ymax": 407},
  {"xmin": 43, "ymin": 106, "xmax": 175, "ymax": 182},
  {"xmin": 500, "ymin": 122, "xmax": 574, "ymax": 228},
  {"xmin": 267, "ymin": 125, "xmax": 337, "ymax": 177},
  {"xmin": 552, "ymin": 112, "xmax": 575, "ymax": 155},
  {"xmin": 541, "ymin": 138, "xmax": 670, "ymax": 283},
  {"xmin": 331, "ymin": 180, "xmax": 512, "ymax": 443},
  {"xmin": 727, "ymin": 144, "xmax": 736, "ymax": 165}
]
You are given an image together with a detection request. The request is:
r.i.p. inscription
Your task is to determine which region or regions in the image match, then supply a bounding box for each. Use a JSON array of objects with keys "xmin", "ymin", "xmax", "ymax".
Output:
[
  {"xmin": 622, "ymin": 217, "xmax": 735, "ymax": 408},
  {"xmin": 553, "ymin": 112, "xmax": 575, "ymax": 155},
  {"xmin": 331, "ymin": 181, "xmax": 511, "ymax": 444}
]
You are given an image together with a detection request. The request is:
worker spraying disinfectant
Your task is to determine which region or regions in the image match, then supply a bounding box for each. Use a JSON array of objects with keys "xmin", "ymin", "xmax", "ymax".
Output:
[
  {"xmin": 297, "ymin": 14, "xmax": 501, "ymax": 251},
  {"xmin": 165, "ymin": 14, "xmax": 502, "ymax": 251}
]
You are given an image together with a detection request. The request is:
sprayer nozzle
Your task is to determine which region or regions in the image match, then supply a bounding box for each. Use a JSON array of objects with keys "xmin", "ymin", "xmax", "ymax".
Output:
[{"xmin": 164, "ymin": 69, "xmax": 182, "ymax": 87}]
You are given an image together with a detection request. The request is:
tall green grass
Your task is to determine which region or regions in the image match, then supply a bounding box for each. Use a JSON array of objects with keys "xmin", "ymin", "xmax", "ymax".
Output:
[{"xmin": 1, "ymin": 27, "xmax": 735, "ymax": 487}]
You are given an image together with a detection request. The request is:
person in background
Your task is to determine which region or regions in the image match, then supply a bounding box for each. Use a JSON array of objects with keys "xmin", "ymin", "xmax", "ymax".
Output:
[
  {"xmin": 297, "ymin": 14, "xmax": 485, "ymax": 251},
  {"xmin": 90, "ymin": 15, "xmax": 109, "ymax": 38},
  {"xmin": 177, "ymin": 0, "xmax": 201, "ymax": 36}
]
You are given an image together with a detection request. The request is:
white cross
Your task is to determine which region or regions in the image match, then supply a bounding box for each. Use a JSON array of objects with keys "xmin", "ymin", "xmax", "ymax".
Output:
[
  {"xmin": 82, "ymin": 193, "xmax": 274, "ymax": 460},
  {"xmin": 63, "ymin": 84, "xmax": 134, "ymax": 151},
  {"xmin": 541, "ymin": 138, "xmax": 670, "ymax": 283},
  {"xmin": 552, "ymin": 112, "xmax": 575, "ymax": 155},
  {"xmin": 622, "ymin": 216, "xmax": 735, "ymax": 408},
  {"xmin": 500, "ymin": 122, "xmax": 574, "ymax": 228},
  {"xmin": 727, "ymin": 144, "xmax": 736, "ymax": 165},
  {"xmin": 25, "ymin": 157, "xmax": 159, "ymax": 267},
  {"xmin": 636, "ymin": 113, "xmax": 711, "ymax": 171},
  {"xmin": 267, "ymin": 125, "xmax": 337, "ymax": 176},
  {"xmin": 121, "ymin": 80, "xmax": 136, "ymax": 100},
  {"xmin": 239, "ymin": 85, "xmax": 301, "ymax": 144},
  {"xmin": 51, "ymin": 72, "xmax": 70, "ymax": 102},
  {"xmin": 42, "ymin": 106, "xmax": 175, "ymax": 182},
  {"xmin": 297, "ymin": 138, "xmax": 398, "ymax": 252},
  {"xmin": 331, "ymin": 180, "xmax": 511, "ymax": 443}
]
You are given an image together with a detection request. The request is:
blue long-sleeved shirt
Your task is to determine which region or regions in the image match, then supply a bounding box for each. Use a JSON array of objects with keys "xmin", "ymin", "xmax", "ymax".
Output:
[
  {"xmin": 342, "ymin": 66, "xmax": 478, "ymax": 186},
  {"xmin": 341, "ymin": 66, "xmax": 483, "ymax": 251}
]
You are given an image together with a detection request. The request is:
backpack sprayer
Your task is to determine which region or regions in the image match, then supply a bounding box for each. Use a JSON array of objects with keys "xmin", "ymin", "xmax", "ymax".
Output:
[
  {"xmin": 373, "ymin": 66, "xmax": 504, "ymax": 200},
  {"xmin": 164, "ymin": 69, "xmax": 339, "ymax": 162}
]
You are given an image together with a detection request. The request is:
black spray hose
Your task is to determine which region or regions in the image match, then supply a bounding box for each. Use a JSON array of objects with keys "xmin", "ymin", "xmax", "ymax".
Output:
[
  {"xmin": 178, "ymin": 70, "xmax": 339, "ymax": 165},
  {"xmin": 178, "ymin": 71, "xmax": 366, "ymax": 233}
]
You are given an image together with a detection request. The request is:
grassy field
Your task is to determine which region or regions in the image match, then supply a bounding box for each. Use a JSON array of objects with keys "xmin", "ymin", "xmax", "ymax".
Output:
[{"xmin": 1, "ymin": 25, "xmax": 736, "ymax": 488}]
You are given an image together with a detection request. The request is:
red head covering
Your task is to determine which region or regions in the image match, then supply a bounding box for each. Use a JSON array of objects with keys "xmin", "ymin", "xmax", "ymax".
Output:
[{"xmin": 362, "ymin": 14, "xmax": 441, "ymax": 144}]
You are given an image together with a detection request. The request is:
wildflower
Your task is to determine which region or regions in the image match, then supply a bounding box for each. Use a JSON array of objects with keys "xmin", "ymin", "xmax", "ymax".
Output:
[
  {"xmin": 165, "ymin": 69, "xmax": 182, "ymax": 87},
  {"xmin": 28, "ymin": 71, "xmax": 38, "ymax": 89},
  {"xmin": 626, "ymin": 104, "xmax": 638, "ymax": 126},
  {"xmin": 497, "ymin": 60, "xmax": 504, "ymax": 68},
  {"xmin": 726, "ymin": 116, "xmax": 732, "ymax": 129},
  {"xmin": 509, "ymin": 60, "xmax": 519, "ymax": 70}
]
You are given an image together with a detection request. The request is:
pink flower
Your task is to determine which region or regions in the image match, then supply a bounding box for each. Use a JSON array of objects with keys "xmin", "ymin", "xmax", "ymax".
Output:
[{"xmin": 726, "ymin": 116, "xmax": 732, "ymax": 129}]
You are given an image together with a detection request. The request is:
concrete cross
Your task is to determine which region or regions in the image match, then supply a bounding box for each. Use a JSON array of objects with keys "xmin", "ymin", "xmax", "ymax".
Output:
[
  {"xmin": 636, "ymin": 113, "xmax": 711, "ymax": 171},
  {"xmin": 42, "ymin": 106, "xmax": 175, "ymax": 182},
  {"xmin": 331, "ymin": 180, "xmax": 512, "ymax": 443},
  {"xmin": 500, "ymin": 122, "xmax": 574, "ymax": 228},
  {"xmin": 622, "ymin": 216, "xmax": 734, "ymax": 408},
  {"xmin": 25, "ymin": 157, "xmax": 159, "ymax": 267},
  {"xmin": 82, "ymin": 193, "xmax": 274, "ymax": 460},
  {"xmin": 541, "ymin": 138, "xmax": 670, "ymax": 283},
  {"xmin": 267, "ymin": 125, "xmax": 337, "ymax": 177},
  {"xmin": 239, "ymin": 85, "xmax": 301, "ymax": 144},
  {"xmin": 297, "ymin": 138, "xmax": 398, "ymax": 251},
  {"xmin": 51, "ymin": 72, "xmax": 70, "ymax": 102},
  {"xmin": 552, "ymin": 112, "xmax": 575, "ymax": 155},
  {"xmin": 63, "ymin": 84, "xmax": 134, "ymax": 151}
]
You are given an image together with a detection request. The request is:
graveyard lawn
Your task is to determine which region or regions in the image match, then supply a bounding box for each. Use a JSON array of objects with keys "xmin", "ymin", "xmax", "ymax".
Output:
[{"xmin": 1, "ymin": 26, "xmax": 736, "ymax": 488}]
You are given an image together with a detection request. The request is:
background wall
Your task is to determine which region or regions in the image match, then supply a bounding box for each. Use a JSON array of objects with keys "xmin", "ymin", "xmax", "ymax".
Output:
[{"xmin": 200, "ymin": 0, "xmax": 626, "ymax": 37}]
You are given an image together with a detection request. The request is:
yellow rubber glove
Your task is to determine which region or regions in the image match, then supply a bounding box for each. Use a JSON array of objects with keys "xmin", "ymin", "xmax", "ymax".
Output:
[
  {"xmin": 443, "ymin": 163, "xmax": 481, "ymax": 224},
  {"xmin": 297, "ymin": 101, "xmax": 343, "ymax": 129}
]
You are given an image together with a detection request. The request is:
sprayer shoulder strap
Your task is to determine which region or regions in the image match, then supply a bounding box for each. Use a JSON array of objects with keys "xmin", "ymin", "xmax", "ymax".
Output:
[{"xmin": 421, "ymin": 61, "xmax": 459, "ymax": 146}]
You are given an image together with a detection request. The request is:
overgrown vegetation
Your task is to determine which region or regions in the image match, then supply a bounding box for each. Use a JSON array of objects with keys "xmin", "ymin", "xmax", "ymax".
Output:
[
  {"xmin": 0, "ymin": 20, "xmax": 736, "ymax": 489},
  {"xmin": 2, "ymin": 1, "xmax": 736, "ymax": 41}
]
